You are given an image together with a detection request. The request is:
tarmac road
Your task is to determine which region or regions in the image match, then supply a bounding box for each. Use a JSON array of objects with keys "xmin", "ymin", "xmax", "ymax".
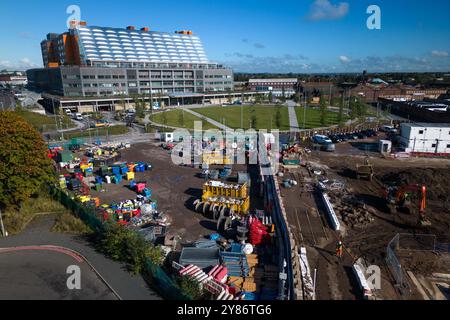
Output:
[
  {"xmin": 0, "ymin": 215, "xmax": 162, "ymax": 300},
  {"xmin": 0, "ymin": 247, "xmax": 118, "ymax": 300}
]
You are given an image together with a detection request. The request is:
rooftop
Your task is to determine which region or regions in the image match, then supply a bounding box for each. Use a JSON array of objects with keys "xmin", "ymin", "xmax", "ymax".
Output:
[
  {"xmin": 248, "ymin": 78, "xmax": 298, "ymax": 83},
  {"xmin": 74, "ymin": 25, "xmax": 209, "ymax": 65},
  {"xmin": 401, "ymin": 122, "xmax": 450, "ymax": 128}
]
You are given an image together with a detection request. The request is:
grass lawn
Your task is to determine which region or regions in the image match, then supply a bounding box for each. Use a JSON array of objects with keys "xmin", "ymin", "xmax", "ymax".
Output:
[
  {"xmin": 16, "ymin": 110, "xmax": 76, "ymax": 132},
  {"xmin": 3, "ymin": 193, "xmax": 71, "ymax": 235},
  {"xmin": 64, "ymin": 125, "xmax": 129, "ymax": 139},
  {"xmin": 295, "ymin": 106, "xmax": 349, "ymax": 129},
  {"xmin": 192, "ymin": 105, "xmax": 291, "ymax": 130},
  {"xmin": 150, "ymin": 109, "xmax": 219, "ymax": 130}
]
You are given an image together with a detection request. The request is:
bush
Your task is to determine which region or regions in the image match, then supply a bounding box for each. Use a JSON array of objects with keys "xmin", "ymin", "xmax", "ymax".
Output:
[
  {"xmin": 98, "ymin": 221, "xmax": 165, "ymax": 274},
  {"xmin": 179, "ymin": 275, "xmax": 204, "ymax": 300}
]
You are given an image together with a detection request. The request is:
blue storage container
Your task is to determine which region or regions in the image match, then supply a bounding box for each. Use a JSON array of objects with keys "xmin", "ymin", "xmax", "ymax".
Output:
[
  {"xmin": 95, "ymin": 176, "xmax": 103, "ymax": 185},
  {"xmin": 142, "ymin": 188, "xmax": 151, "ymax": 198},
  {"xmin": 130, "ymin": 180, "xmax": 136, "ymax": 189},
  {"xmin": 112, "ymin": 166, "xmax": 121, "ymax": 175}
]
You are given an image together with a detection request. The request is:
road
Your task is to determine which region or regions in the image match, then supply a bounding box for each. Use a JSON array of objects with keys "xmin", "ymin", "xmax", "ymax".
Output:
[
  {"xmin": 0, "ymin": 215, "xmax": 162, "ymax": 300},
  {"xmin": 0, "ymin": 246, "xmax": 119, "ymax": 300}
]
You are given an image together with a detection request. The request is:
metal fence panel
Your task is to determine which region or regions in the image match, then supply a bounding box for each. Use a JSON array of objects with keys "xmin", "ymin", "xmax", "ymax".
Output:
[{"xmin": 49, "ymin": 186, "xmax": 187, "ymax": 300}]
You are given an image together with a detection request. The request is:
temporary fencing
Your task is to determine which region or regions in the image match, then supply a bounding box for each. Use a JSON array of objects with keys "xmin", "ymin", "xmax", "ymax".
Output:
[{"xmin": 49, "ymin": 185, "xmax": 188, "ymax": 300}]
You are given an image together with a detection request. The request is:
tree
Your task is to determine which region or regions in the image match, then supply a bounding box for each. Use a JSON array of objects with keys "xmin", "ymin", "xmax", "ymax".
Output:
[
  {"xmin": 349, "ymin": 97, "xmax": 357, "ymax": 120},
  {"xmin": 268, "ymin": 91, "xmax": 273, "ymax": 103},
  {"xmin": 337, "ymin": 98, "xmax": 345, "ymax": 126},
  {"xmin": 250, "ymin": 114, "xmax": 257, "ymax": 129},
  {"xmin": 178, "ymin": 110, "xmax": 185, "ymax": 127},
  {"xmin": 161, "ymin": 111, "xmax": 168, "ymax": 126},
  {"xmin": 275, "ymin": 107, "xmax": 282, "ymax": 128},
  {"xmin": 0, "ymin": 111, "xmax": 54, "ymax": 208},
  {"xmin": 319, "ymin": 96, "xmax": 328, "ymax": 127},
  {"xmin": 280, "ymin": 87, "xmax": 286, "ymax": 103},
  {"xmin": 135, "ymin": 96, "xmax": 145, "ymax": 119}
]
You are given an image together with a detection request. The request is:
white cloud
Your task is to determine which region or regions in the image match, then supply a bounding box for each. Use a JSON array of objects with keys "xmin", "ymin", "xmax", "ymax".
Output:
[
  {"xmin": 431, "ymin": 50, "xmax": 449, "ymax": 57},
  {"xmin": 0, "ymin": 58, "xmax": 39, "ymax": 70},
  {"xmin": 339, "ymin": 55, "xmax": 351, "ymax": 63},
  {"xmin": 306, "ymin": 0, "xmax": 349, "ymax": 21}
]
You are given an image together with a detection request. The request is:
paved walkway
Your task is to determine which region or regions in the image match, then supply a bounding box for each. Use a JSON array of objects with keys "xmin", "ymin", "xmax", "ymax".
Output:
[
  {"xmin": 0, "ymin": 215, "xmax": 162, "ymax": 300},
  {"xmin": 183, "ymin": 108, "xmax": 232, "ymax": 131},
  {"xmin": 286, "ymin": 100, "xmax": 300, "ymax": 132}
]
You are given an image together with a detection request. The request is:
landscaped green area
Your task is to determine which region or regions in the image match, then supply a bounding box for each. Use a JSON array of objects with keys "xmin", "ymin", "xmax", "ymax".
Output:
[
  {"xmin": 64, "ymin": 125, "xmax": 129, "ymax": 140},
  {"xmin": 3, "ymin": 192, "xmax": 71, "ymax": 235},
  {"xmin": 295, "ymin": 106, "xmax": 349, "ymax": 129},
  {"xmin": 193, "ymin": 105, "xmax": 291, "ymax": 130},
  {"xmin": 16, "ymin": 110, "xmax": 76, "ymax": 132},
  {"xmin": 150, "ymin": 109, "xmax": 219, "ymax": 130}
]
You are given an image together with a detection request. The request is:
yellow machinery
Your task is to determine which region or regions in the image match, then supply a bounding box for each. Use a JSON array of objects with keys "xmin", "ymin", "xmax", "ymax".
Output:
[
  {"xmin": 202, "ymin": 151, "xmax": 232, "ymax": 165},
  {"xmin": 356, "ymin": 157, "xmax": 374, "ymax": 181},
  {"xmin": 194, "ymin": 180, "xmax": 250, "ymax": 218}
]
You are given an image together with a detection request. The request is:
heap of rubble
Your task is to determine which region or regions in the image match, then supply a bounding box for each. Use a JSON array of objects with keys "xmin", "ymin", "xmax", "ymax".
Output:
[{"xmin": 328, "ymin": 193, "xmax": 375, "ymax": 229}]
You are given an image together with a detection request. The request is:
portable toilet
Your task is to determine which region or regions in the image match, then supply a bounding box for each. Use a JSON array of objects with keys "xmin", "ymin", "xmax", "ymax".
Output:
[
  {"xmin": 379, "ymin": 140, "xmax": 392, "ymax": 155},
  {"xmin": 161, "ymin": 132, "xmax": 174, "ymax": 143}
]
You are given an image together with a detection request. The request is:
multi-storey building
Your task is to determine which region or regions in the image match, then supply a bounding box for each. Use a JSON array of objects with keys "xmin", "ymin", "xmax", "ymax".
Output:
[
  {"xmin": 248, "ymin": 78, "xmax": 298, "ymax": 97},
  {"xmin": 28, "ymin": 22, "xmax": 235, "ymax": 111}
]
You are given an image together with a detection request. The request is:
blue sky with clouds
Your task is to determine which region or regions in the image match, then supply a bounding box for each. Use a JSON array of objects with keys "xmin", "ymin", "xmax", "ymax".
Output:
[{"xmin": 0, "ymin": 0, "xmax": 449, "ymax": 73}]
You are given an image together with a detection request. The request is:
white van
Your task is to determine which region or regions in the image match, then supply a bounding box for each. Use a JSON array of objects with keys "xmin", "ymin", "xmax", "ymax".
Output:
[
  {"xmin": 75, "ymin": 113, "xmax": 83, "ymax": 121},
  {"xmin": 380, "ymin": 125, "xmax": 395, "ymax": 132}
]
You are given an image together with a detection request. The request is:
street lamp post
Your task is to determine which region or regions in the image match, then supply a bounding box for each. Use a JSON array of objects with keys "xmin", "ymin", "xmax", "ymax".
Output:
[{"xmin": 0, "ymin": 208, "xmax": 6, "ymax": 237}]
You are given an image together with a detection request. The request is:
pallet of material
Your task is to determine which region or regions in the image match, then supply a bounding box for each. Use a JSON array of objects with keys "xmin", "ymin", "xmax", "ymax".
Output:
[
  {"xmin": 242, "ymin": 282, "xmax": 257, "ymax": 293},
  {"xmin": 228, "ymin": 276, "xmax": 244, "ymax": 288}
]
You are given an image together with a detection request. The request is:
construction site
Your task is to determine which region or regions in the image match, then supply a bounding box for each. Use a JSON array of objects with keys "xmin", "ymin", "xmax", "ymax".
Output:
[
  {"xmin": 277, "ymin": 134, "xmax": 450, "ymax": 300},
  {"xmin": 47, "ymin": 132, "xmax": 286, "ymax": 301},
  {"xmin": 42, "ymin": 120, "xmax": 450, "ymax": 301}
]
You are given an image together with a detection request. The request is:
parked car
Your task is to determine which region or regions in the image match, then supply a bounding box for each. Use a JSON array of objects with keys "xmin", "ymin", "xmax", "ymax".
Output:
[
  {"xmin": 329, "ymin": 134, "xmax": 342, "ymax": 143},
  {"xmin": 357, "ymin": 132, "xmax": 368, "ymax": 139},
  {"xmin": 364, "ymin": 129, "xmax": 377, "ymax": 137},
  {"xmin": 312, "ymin": 135, "xmax": 332, "ymax": 144},
  {"xmin": 380, "ymin": 125, "xmax": 396, "ymax": 132},
  {"xmin": 74, "ymin": 113, "xmax": 83, "ymax": 121}
]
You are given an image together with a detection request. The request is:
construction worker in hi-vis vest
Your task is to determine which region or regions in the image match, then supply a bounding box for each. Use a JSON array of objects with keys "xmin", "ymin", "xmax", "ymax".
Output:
[{"xmin": 336, "ymin": 241, "xmax": 344, "ymax": 259}]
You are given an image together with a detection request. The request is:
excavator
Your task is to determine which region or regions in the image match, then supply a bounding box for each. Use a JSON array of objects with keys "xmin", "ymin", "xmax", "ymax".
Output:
[{"xmin": 384, "ymin": 184, "xmax": 430, "ymax": 226}]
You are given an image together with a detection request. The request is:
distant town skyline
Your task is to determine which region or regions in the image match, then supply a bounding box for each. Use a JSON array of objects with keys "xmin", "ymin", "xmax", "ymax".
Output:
[{"xmin": 0, "ymin": 0, "xmax": 449, "ymax": 73}]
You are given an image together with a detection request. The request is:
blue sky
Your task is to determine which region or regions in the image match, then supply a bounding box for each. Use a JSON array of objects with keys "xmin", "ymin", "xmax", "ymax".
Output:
[{"xmin": 0, "ymin": 0, "xmax": 449, "ymax": 73}]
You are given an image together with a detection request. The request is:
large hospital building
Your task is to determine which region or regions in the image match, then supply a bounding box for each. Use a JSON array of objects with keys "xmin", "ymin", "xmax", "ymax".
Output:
[{"xmin": 27, "ymin": 21, "xmax": 245, "ymax": 112}]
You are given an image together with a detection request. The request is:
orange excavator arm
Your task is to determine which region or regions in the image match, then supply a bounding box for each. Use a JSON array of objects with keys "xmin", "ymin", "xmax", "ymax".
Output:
[{"xmin": 396, "ymin": 184, "xmax": 426, "ymax": 217}]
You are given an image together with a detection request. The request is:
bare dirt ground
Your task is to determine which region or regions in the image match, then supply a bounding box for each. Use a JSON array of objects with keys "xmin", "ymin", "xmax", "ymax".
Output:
[
  {"xmin": 89, "ymin": 141, "xmax": 209, "ymax": 243},
  {"xmin": 89, "ymin": 141, "xmax": 263, "ymax": 244},
  {"xmin": 280, "ymin": 138, "xmax": 450, "ymax": 300}
]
